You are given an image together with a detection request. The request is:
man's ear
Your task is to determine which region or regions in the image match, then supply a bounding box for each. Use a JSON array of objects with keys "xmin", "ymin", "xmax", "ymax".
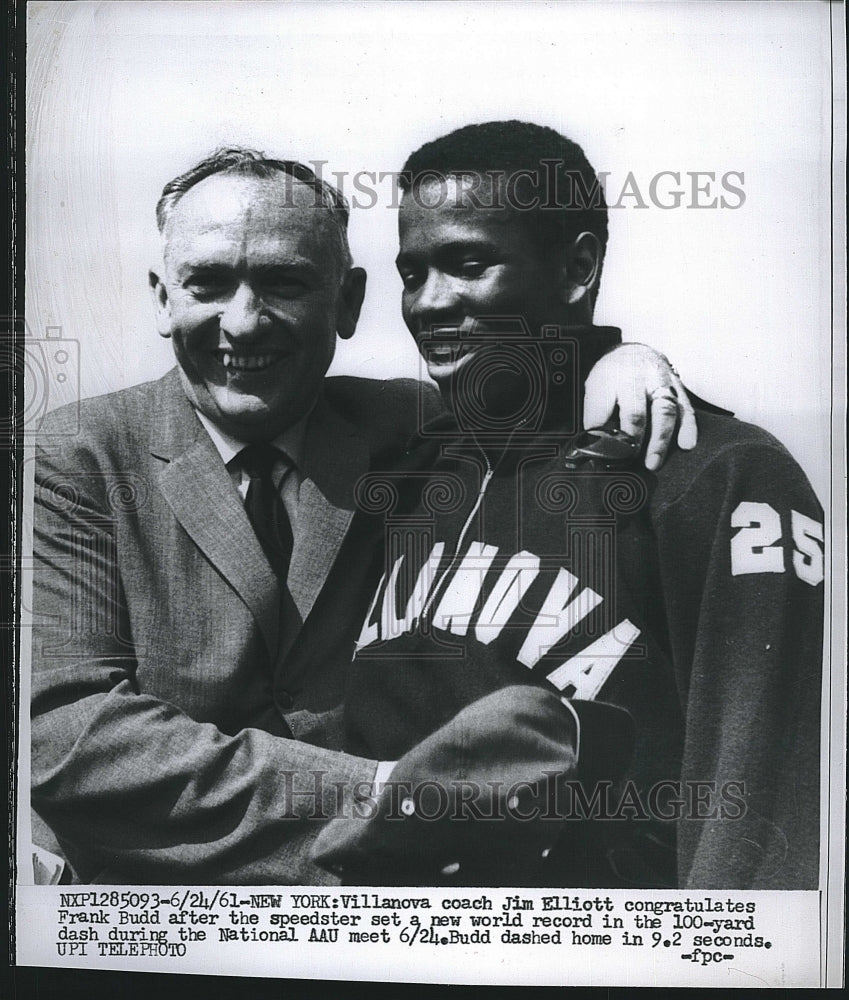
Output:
[
  {"xmin": 149, "ymin": 270, "xmax": 172, "ymax": 338},
  {"xmin": 337, "ymin": 267, "xmax": 367, "ymax": 340},
  {"xmin": 560, "ymin": 232, "xmax": 602, "ymax": 309}
]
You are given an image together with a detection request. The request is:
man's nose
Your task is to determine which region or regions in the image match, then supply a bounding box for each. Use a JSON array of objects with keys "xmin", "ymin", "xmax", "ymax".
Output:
[
  {"xmin": 412, "ymin": 270, "xmax": 459, "ymax": 323},
  {"xmin": 220, "ymin": 284, "xmax": 265, "ymax": 339}
]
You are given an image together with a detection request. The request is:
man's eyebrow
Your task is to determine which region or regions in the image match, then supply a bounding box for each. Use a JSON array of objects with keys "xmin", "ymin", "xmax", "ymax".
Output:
[
  {"xmin": 176, "ymin": 258, "xmax": 320, "ymax": 275},
  {"xmin": 251, "ymin": 260, "xmax": 321, "ymax": 275},
  {"xmin": 396, "ymin": 239, "xmax": 498, "ymax": 267}
]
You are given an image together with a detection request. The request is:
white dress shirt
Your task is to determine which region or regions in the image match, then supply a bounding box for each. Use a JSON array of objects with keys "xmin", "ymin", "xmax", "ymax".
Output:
[{"xmin": 193, "ymin": 409, "xmax": 309, "ymax": 532}]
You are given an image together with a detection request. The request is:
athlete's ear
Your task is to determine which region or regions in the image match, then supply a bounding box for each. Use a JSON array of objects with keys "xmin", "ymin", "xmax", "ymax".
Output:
[
  {"xmin": 149, "ymin": 270, "xmax": 172, "ymax": 338},
  {"xmin": 560, "ymin": 232, "xmax": 602, "ymax": 309}
]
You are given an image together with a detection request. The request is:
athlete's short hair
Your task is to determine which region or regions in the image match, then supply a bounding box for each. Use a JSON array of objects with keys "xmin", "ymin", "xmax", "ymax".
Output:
[{"xmin": 399, "ymin": 120, "xmax": 608, "ymax": 268}]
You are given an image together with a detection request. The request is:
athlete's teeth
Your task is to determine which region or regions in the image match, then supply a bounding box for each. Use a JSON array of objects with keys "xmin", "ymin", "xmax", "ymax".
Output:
[{"xmin": 222, "ymin": 352, "xmax": 231, "ymax": 367}]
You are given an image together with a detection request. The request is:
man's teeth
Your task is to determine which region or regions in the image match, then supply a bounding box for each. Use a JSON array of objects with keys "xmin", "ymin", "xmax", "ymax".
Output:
[{"xmin": 220, "ymin": 353, "xmax": 278, "ymax": 371}]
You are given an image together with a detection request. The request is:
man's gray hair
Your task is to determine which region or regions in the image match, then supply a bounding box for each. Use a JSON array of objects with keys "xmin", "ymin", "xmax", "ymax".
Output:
[{"xmin": 156, "ymin": 147, "xmax": 353, "ymax": 271}]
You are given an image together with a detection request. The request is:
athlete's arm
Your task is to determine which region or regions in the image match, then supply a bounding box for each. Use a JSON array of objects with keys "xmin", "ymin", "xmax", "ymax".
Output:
[{"xmin": 653, "ymin": 428, "xmax": 823, "ymax": 888}]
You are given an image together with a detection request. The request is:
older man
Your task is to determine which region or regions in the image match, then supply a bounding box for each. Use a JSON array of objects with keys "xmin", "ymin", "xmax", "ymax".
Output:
[{"xmin": 30, "ymin": 148, "xmax": 693, "ymax": 885}]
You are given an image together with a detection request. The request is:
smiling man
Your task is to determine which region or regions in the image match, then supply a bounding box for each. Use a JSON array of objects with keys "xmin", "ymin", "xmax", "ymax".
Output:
[
  {"xmin": 30, "ymin": 156, "xmax": 396, "ymax": 884},
  {"xmin": 30, "ymin": 147, "xmax": 696, "ymax": 885},
  {"xmin": 314, "ymin": 121, "xmax": 824, "ymax": 890},
  {"xmin": 150, "ymin": 162, "xmax": 365, "ymax": 439},
  {"xmin": 397, "ymin": 176, "xmax": 603, "ymax": 388}
]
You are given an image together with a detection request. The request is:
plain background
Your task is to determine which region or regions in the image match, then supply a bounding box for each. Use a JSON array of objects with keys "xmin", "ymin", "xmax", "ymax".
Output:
[{"xmin": 25, "ymin": 0, "xmax": 834, "ymax": 497}]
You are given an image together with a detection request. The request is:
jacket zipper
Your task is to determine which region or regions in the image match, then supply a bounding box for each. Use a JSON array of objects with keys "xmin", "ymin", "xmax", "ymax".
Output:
[{"xmin": 419, "ymin": 443, "xmax": 498, "ymax": 623}]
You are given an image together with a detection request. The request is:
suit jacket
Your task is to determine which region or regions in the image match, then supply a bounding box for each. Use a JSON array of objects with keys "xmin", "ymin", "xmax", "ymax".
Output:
[{"xmin": 30, "ymin": 367, "xmax": 438, "ymax": 884}]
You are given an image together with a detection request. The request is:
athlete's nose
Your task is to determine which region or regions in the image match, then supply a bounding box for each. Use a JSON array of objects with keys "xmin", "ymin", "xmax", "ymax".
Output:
[{"xmin": 410, "ymin": 269, "xmax": 461, "ymax": 330}]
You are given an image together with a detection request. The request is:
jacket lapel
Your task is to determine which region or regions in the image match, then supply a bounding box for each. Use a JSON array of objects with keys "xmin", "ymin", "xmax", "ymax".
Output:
[
  {"xmin": 151, "ymin": 371, "xmax": 280, "ymax": 657},
  {"xmin": 287, "ymin": 394, "xmax": 370, "ymax": 624}
]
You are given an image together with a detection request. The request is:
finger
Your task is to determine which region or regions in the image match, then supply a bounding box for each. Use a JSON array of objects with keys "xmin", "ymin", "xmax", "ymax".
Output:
[
  {"xmin": 644, "ymin": 393, "xmax": 679, "ymax": 471},
  {"xmin": 616, "ymin": 389, "xmax": 648, "ymax": 441},
  {"xmin": 676, "ymin": 393, "xmax": 698, "ymax": 450},
  {"xmin": 662, "ymin": 371, "xmax": 697, "ymax": 448},
  {"xmin": 582, "ymin": 368, "xmax": 620, "ymax": 430}
]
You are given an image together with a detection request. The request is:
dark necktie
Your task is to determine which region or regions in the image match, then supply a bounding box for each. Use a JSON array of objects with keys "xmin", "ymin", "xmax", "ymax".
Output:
[{"xmin": 239, "ymin": 442, "xmax": 294, "ymax": 584}]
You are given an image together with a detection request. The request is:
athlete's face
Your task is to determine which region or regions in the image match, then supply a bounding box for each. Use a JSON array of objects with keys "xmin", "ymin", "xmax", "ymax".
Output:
[
  {"xmin": 151, "ymin": 173, "xmax": 365, "ymax": 441},
  {"xmin": 397, "ymin": 176, "xmax": 568, "ymax": 387}
]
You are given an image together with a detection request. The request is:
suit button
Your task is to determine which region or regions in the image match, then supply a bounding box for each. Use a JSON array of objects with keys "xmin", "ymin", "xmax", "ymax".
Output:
[{"xmin": 277, "ymin": 690, "xmax": 294, "ymax": 710}]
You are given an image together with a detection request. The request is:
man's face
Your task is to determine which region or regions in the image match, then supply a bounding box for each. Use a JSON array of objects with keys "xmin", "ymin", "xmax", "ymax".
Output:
[
  {"xmin": 397, "ymin": 176, "xmax": 568, "ymax": 388},
  {"xmin": 152, "ymin": 173, "xmax": 363, "ymax": 440}
]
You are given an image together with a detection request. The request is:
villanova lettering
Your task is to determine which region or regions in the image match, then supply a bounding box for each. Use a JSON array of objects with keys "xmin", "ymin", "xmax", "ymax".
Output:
[{"xmin": 356, "ymin": 541, "xmax": 640, "ymax": 699}]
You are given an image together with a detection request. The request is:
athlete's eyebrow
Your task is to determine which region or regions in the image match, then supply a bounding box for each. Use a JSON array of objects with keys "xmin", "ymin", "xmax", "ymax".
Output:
[{"xmin": 396, "ymin": 239, "xmax": 501, "ymax": 268}]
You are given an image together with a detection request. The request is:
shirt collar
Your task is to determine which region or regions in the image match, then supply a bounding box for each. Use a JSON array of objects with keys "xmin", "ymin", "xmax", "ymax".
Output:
[{"xmin": 193, "ymin": 408, "xmax": 310, "ymax": 470}]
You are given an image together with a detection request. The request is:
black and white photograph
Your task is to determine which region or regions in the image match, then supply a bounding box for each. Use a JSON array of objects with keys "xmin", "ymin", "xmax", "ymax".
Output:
[{"xmin": 10, "ymin": 0, "xmax": 845, "ymax": 989}]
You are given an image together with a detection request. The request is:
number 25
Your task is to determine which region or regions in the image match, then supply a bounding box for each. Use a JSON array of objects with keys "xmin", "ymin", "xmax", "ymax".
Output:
[{"xmin": 730, "ymin": 502, "xmax": 824, "ymax": 586}]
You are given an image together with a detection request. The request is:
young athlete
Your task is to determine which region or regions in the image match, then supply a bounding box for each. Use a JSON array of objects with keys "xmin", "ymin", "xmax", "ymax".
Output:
[{"xmin": 314, "ymin": 121, "xmax": 824, "ymax": 890}]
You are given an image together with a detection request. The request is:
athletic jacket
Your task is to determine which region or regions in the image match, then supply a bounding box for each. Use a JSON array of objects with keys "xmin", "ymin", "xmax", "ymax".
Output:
[{"xmin": 334, "ymin": 386, "xmax": 824, "ymax": 889}]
